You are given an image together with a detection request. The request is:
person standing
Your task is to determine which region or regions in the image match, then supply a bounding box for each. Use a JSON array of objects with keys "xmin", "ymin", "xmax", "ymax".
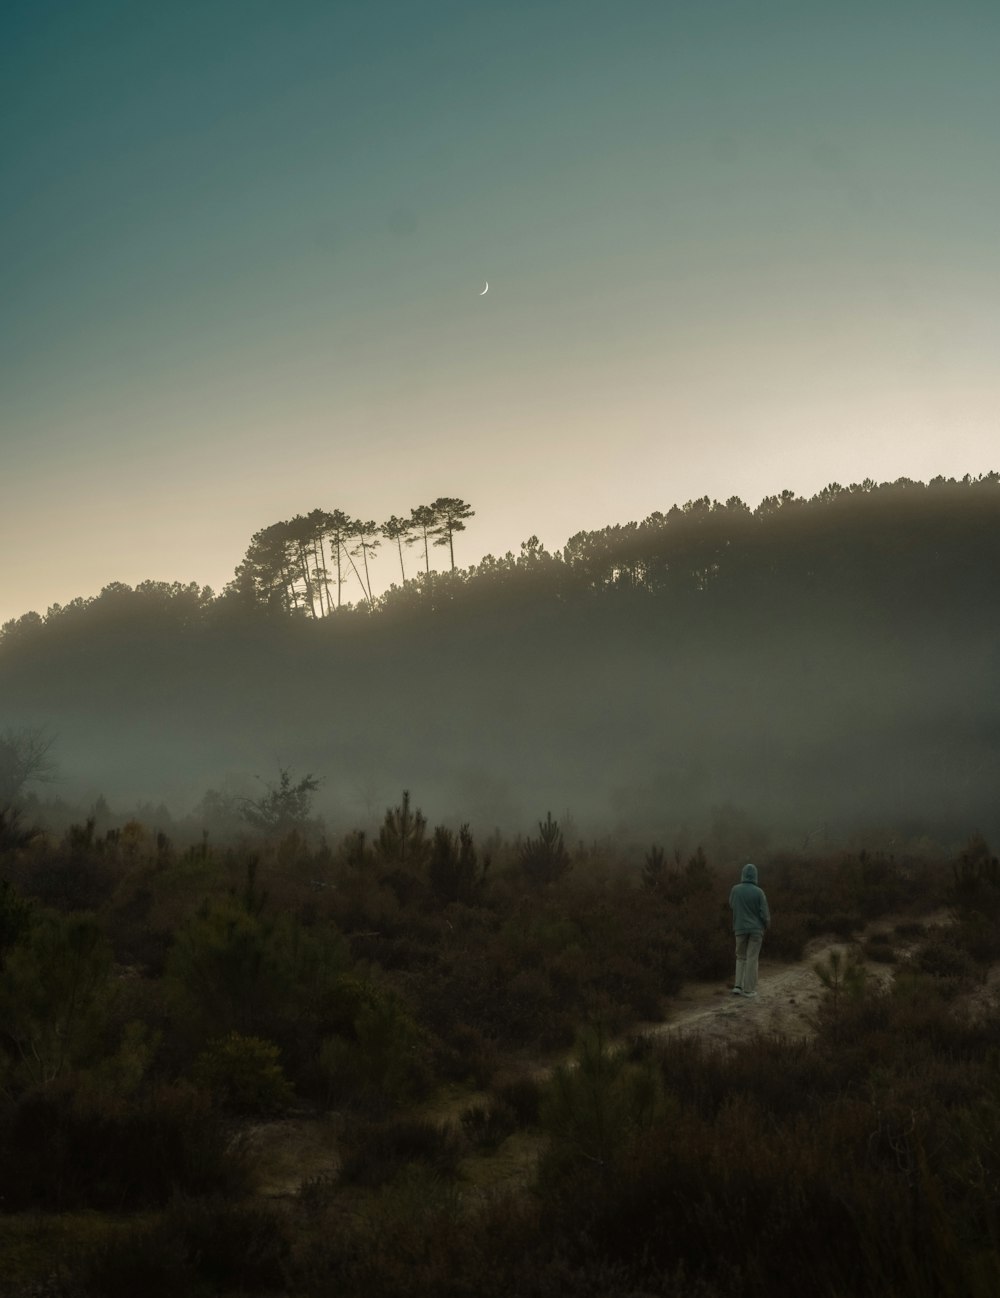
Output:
[{"xmin": 729, "ymin": 863, "xmax": 770, "ymax": 997}]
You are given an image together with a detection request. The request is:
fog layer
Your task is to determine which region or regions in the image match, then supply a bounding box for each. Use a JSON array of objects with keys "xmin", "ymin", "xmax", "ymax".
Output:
[{"xmin": 3, "ymin": 477, "xmax": 998, "ymax": 847}]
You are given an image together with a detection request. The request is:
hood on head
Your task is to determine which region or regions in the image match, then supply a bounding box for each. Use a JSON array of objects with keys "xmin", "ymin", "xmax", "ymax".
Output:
[{"xmin": 741, "ymin": 863, "xmax": 758, "ymax": 884}]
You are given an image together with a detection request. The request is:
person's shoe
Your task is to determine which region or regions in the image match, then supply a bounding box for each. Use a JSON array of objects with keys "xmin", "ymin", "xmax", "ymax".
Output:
[
  {"xmin": 742, "ymin": 991, "xmax": 757, "ymax": 998},
  {"xmin": 730, "ymin": 987, "xmax": 744, "ymax": 995}
]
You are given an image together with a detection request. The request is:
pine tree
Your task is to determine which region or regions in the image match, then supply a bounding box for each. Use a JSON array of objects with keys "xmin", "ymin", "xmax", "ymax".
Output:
[
  {"xmin": 430, "ymin": 497, "xmax": 475, "ymax": 571},
  {"xmin": 427, "ymin": 823, "xmax": 486, "ymax": 905},
  {"xmin": 409, "ymin": 505, "xmax": 440, "ymax": 574},
  {"xmin": 376, "ymin": 790, "xmax": 429, "ymax": 869},
  {"xmin": 520, "ymin": 811, "xmax": 570, "ymax": 884},
  {"xmin": 380, "ymin": 515, "xmax": 413, "ymax": 584}
]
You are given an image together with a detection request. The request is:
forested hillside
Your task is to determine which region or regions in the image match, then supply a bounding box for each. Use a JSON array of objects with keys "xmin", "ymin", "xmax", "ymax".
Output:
[{"xmin": 3, "ymin": 474, "xmax": 998, "ymax": 844}]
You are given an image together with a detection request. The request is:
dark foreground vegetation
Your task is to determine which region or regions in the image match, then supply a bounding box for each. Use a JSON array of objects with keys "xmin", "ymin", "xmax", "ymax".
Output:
[{"xmin": 2, "ymin": 795, "xmax": 1000, "ymax": 1296}]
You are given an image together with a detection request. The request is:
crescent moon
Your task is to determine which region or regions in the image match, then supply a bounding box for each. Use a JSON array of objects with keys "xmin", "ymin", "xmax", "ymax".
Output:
[{"xmin": 479, "ymin": 281, "xmax": 489, "ymax": 295}]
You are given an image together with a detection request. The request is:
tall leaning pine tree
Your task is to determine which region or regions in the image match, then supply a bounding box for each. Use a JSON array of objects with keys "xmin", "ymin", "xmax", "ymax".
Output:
[
  {"xmin": 430, "ymin": 497, "xmax": 475, "ymax": 571},
  {"xmin": 409, "ymin": 504, "xmax": 440, "ymax": 575},
  {"xmin": 380, "ymin": 515, "xmax": 412, "ymax": 584},
  {"xmin": 322, "ymin": 510, "xmax": 355, "ymax": 610}
]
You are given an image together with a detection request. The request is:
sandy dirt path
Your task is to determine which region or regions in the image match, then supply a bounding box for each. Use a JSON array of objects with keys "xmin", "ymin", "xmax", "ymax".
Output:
[
  {"xmin": 643, "ymin": 910, "xmax": 953, "ymax": 1053},
  {"xmin": 646, "ymin": 936, "xmax": 867, "ymax": 1051}
]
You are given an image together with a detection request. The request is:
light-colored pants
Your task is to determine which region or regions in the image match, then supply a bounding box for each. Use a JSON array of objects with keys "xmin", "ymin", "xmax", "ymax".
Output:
[{"xmin": 735, "ymin": 931, "xmax": 764, "ymax": 994}]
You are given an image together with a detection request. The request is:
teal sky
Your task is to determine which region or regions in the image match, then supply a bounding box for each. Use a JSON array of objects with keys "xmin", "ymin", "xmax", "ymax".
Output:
[{"xmin": 3, "ymin": 0, "xmax": 999, "ymax": 625}]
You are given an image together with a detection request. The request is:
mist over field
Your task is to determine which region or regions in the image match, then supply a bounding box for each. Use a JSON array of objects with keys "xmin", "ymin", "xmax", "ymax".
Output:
[{"xmin": 4, "ymin": 476, "xmax": 999, "ymax": 852}]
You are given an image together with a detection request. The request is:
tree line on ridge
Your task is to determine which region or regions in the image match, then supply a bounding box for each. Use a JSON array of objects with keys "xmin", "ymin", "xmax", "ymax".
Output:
[{"xmin": 2, "ymin": 472, "xmax": 999, "ymax": 649}]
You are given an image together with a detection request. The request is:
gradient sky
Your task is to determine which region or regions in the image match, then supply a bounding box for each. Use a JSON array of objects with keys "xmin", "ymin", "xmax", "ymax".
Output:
[{"xmin": 3, "ymin": 0, "xmax": 999, "ymax": 626}]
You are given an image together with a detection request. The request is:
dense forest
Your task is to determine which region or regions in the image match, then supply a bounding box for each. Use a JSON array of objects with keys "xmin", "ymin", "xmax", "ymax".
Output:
[{"xmin": 2, "ymin": 473, "xmax": 998, "ymax": 845}]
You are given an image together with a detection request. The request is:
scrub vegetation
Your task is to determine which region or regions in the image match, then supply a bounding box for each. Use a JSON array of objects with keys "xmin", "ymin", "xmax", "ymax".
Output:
[{"xmin": 1, "ymin": 801, "xmax": 1000, "ymax": 1295}]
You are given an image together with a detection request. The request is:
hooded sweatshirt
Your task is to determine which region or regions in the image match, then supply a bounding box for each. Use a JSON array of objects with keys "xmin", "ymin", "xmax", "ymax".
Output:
[{"xmin": 729, "ymin": 863, "xmax": 770, "ymax": 935}]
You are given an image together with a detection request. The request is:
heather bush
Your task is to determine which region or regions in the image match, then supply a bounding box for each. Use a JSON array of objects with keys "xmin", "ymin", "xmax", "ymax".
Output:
[
  {"xmin": 950, "ymin": 832, "xmax": 1000, "ymax": 918},
  {"xmin": 0, "ymin": 1079, "xmax": 250, "ymax": 1211},
  {"xmin": 164, "ymin": 893, "xmax": 349, "ymax": 1074},
  {"xmin": 66, "ymin": 1217, "xmax": 194, "ymax": 1298},
  {"xmin": 9, "ymin": 831, "xmax": 119, "ymax": 913},
  {"xmin": 0, "ymin": 875, "xmax": 33, "ymax": 969},
  {"xmin": 672, "ymin": 890, "xmax": 731, "ymax": 980},
  {"xmin": 834, "ymin": 848, "xmax": 909, "ymax": 919},
  {"xmin": 460, "ymin": 1097, "xmax": 517, "ymax": 1151},
  {"xmin": 952, "ymin": 911, "xmax": 1000, "ymax": 964},
  {"xmin": 192, "ymin": 1031, "xmax": 294, "ymax": 1115},
  {"xmin": 537, "ymin": 1025, "xmax": 672, "ymax": 1198},
  {"xmin": 71, "ymin": 1196, "xmax": 290, "ymax": 1297},
  {"xmin": 337, "ymin": 1115, "xmax": 463, "ymax": 1188},
  {"xmin": 493, "ymin": 1071, "xmax": 543, "ymax": 1125},
  {"xmin": 316, "ymin": 974, "xmax": 431, "ymax": 1109},
  {"xmin": 761, "ymin": 908, "xmax": 811, "ymax": 960},
  {"xmin": 862, "ymin": 929, "xmax": 897, "ymax": 962},
  {"xmin": 912, "ymin": 934, "xmax": 980, "ymax": 983},
  {"xmin": 0, "ymin": 910, "xmax": 114, "ymax": 1093}
]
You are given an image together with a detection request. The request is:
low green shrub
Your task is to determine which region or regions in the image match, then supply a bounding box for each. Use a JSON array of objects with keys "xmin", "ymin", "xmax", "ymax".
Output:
[
  {"xmin": 952, "ymin": 913, "xmax": 1000, "ymax": 965},
  {"xmin": 0, "ymin": 1079, "xmax": 250, "ymax": 1211},
  {"xmin": 430, "ymin": 1020, "xmax": 499, "ymax": 1088},
  {"xmin": 316, "ymin": 975, "xmax": 433, "ymax": 1110},
  {"xmin": 809, "ymin": 910, "xmax": 863, "ymax": 939},
  {"xmin": 461, "ymin": 1098, "xmax": 517, "ymax": 1151},
  {"xmin": 862, "ymin": 931, "xmax": 897, "ymax": 963},
  {"xmin": 337, "ymin": 1115, "xmax": 463, "ymax": 1188},
  {"xmin": 913, "ymin": 936, "xmax": 979, "ymax": 983},
  {"xmin": 763, "ymin": 910, "xmax": 811, "ymax": 961},
  {"xmin": 296, "ymin": 1171, "xmax": 340, "ymax": 1217},
  {"xmin": 493, "ymin": 1072, "xmax": 543, "ymax": 1126},
  {"xmin": 71, "ymin": 1196, "xmax": 290, "ymax": 1297},
  {"xmin": 191, "ymin": 1031, "xmax": 294, "ymax": 1115},
  {"xmin": 69, "ymin": 1217, "xmax": 196, "ymax": 1298}
]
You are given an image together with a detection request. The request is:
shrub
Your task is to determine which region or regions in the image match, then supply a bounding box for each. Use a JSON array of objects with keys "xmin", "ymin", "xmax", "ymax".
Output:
[
  {"xmin": 296, "ymin": 1171, "xmax": 340, "ymax": 1217},
  {"xmin": 70, "ymin": 1218, "xmax": 195, "ymax": 1298},
  {"xmin": 73, "ymin": 1196, "xmax": 290, "ymax": 1297},
  {"xmin": 429, "ymin": 1020, "xmax": 499, "ymax": 1088},
  {"xmin": 950, "ymin": 832, "xmax": 1000, "ymax": 918},
  {"xmin": 317, "ymin": 975, "xmax": 432, "ymax": 1109},
  {"xmin": 461, "ymin": 1098, "xmax": 517, "ymax": 1151},
  {"xmin": 0, "ymin": 1080, "xmax": 250, "ymax": 1211},
  {"xmin": 0, "ymin": 875, "xmax": 33, "ymax": 969},
  {"xmin": 813, "ymin": 947, "xmax": 868, "ymax": 1004},
  {"xmin": 862, "ymin": 931, "xmax": 898, "ymax": 963},
  {"xmin": 337, "ymin": 1115, "xmax": 463, "ymax": 1188},
  {"xmin": 162, "ymin": 1195, "xmax": 291, "ymax": 1292},
  {"xmin": 912, "ymin": 937, "xmax": 979, "ymax": 983},
  {"xmin": 494, "ymin": 1072, "xmax": 543, "ymax": 1126},
  {"xmin": 764, "ymin": 910, "xmax": 811, "ymax": 961},
  {"xmin": 814, "ymin": 911, "xmax": 864, "ymax": 939},
  {"xmin": 0, "ymin": 910, "xmax": 114, "ymax": 1093},
  {"xmin": 537, "ymin": 1025, "xmax": 671, "ymax": 1198},
  {"xmin": 953, "ymin": 913, "xmax": 1000, "ymax": 965},
  {"xmin": 192, "ymin": 1031, "xmax": 294, "ymax": 1115}
]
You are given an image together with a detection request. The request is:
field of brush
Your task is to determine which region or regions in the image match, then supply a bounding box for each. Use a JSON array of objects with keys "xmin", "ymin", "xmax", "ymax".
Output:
[{"xmin": 2, "ymin": 810, "xmax": 1000, "ymax": 1296}]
